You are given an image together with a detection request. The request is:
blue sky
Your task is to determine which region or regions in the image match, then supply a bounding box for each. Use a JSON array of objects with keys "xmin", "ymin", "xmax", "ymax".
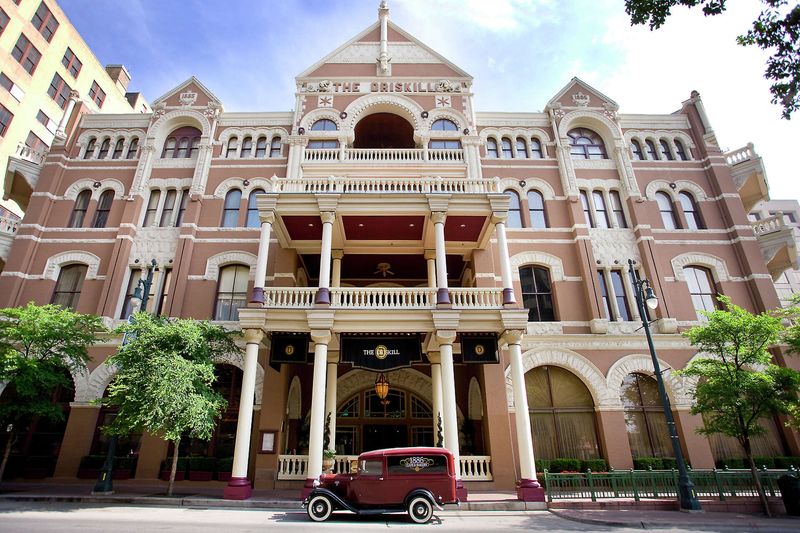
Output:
[{"xmin": 60, "ymin": 0, "xmax": 798, "ymax": 201}]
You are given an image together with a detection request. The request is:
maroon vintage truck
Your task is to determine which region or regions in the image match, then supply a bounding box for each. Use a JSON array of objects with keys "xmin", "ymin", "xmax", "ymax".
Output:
[{"xmin": 303, "ymin": 447, "xmax": 458, "ymax": 523}]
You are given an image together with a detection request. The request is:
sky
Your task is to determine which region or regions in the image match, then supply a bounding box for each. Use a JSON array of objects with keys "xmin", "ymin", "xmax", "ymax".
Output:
[{"xmin": 59, "ymin": 0, "xmax": 799, "ymax": 201}]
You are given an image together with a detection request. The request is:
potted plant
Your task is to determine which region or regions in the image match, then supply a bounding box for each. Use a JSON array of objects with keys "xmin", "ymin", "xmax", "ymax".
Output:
[
  {"xmin": 188, "ymin": 456, "xmax": 216, "ymax": 481},
  {"xmin": 216, "ymin": 457, "xmax": 233, "ymax": 481},
  {"xmin": 322, "ymin": 412, "xmax": 335, "ymax": 473}
]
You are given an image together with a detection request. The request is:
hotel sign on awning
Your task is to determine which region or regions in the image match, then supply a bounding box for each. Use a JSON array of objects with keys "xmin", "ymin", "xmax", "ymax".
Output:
[{"xmin": 340, "ymin": 334, "xmax": 423, "ymax": 371}]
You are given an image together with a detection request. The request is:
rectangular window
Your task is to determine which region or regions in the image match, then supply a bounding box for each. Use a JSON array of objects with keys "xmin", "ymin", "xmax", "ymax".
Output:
[
  {"xmin": 142, "ymin": 189, "xmax": 161, "ymax": 227},
  {"xmin": 0, "ymin": 104, "xmax": 13, "ymax": 137},
  {"xmin": 592, "ymin": 191, "xmax": 610, "ymax": 229},
  {"xmin": 610, "ymin": 270, "xmax": 631, "ymax": 321},
  {"xmin": 155, "ymin": 268, "xmax": 172, "ymax": 316},
  {"xmin": 61, "ymin": 47, "xmax": 82, "ymax": 78},
  {"xmin": 25, "ymin": 130, "xmax": 47, "ymax": 151},
  {"xmin": 175, "ymin": 188, "xmax": 189, "ymax": 227},
  {"xmin": 159, "ymin": 189, "xmax": 177, "ymax": 227},
  {"xmin": 610, "ymin": 190, "xmax": 627, "ymax": 228},
  {"xmin": 0, "ymin": 9, "xmax": 9, "ymax": 36},
  {"xmin": 12, "ymin": 34, "xmax": 42, "ymax": 75},
  {"xmin": 47, "ymin": 72, "xmax": 71, "ymax": 109},
  {"xmin": 580, "ymin": 190, "xmax": 594, "ymax": 227},
  {"xmin": 88, "ymin": 81, "xmax": 106, "ymax": 108},
  {"xmin": 32, "ymin": 1, "xmax": 58, "ymax": 42},
  {"xmin": 597, "ymin": 271, "xmax": 613, "ymax": 320},
  {"xmin": 0, "ymin": 73, "xmax": 12, "ymax": 92}
]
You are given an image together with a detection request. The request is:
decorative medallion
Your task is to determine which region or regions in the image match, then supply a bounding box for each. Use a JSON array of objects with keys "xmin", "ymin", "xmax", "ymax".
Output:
[
  {"xmin": 317, "ymin": 95, "xmax": 334, "ymax": 108},
  {"xmin": 572, "ymin": 91, "xmax": 590, "ymax": 107},
  {"xmin": 375, "ymin": 262, "xmax": 394, "ymax": 277},
  {"xmin": 179, "ymin": 91, "xmax": 198, "ymax": 107},
  {"xmin": 435, "ymin": 95, "xmax": 451, "ymax": 108}
]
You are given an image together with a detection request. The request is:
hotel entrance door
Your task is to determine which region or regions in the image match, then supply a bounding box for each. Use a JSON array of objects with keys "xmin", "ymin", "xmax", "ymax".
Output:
[{"xmin": 363, "ymin": 424, "xmax": 408, "ymax": 451}]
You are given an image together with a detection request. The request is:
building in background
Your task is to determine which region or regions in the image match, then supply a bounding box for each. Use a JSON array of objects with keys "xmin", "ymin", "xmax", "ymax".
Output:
[
  {"xmin": 747, "ymin": 197, "xmax": 800, "ymax": 305},
  {"xmin": 0, "ymin": 3, "xmax": 796, "ymax": 501}
]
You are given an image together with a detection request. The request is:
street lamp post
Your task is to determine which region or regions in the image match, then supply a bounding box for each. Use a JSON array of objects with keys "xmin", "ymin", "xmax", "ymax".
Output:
[
  {"xmin": 627, "ymin": 259, "xmax": 702, "ymax": 512},
  {"xmin": 92, "ymin": 259, "xmax": 157, "ymax": 495}
]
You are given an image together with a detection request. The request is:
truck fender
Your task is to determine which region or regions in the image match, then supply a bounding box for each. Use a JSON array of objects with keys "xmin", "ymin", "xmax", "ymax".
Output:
[
  {"xmin": 303, "ymin": 487, "xmax": 357, "ymax": 513},
  {"xmin": 404, "ymin": 488, "xmax": 443, "ymax": 511}
]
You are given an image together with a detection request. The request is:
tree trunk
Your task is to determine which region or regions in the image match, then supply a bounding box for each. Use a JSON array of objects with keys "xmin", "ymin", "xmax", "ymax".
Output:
[
  {"xmin": 0, "ymin": 431, "xmax": 14, "ymax": 481},
  {"xmin": 167, "ymin": 438, "xmax": 180, "ymax": 497},
  {"xmin": 746, "ymin": 450, "xmax": 772, "ymax": 517}
]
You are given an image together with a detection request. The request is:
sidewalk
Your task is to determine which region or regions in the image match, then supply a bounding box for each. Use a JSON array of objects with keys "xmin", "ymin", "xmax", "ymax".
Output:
[{"xmin": 1, "ymin": 479, "xmax": 798, "ymax": 530}]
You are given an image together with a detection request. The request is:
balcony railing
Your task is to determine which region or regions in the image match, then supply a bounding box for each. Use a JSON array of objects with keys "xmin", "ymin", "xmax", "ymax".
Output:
[
  {"xmin": 272, "ymin": 175, "xmax": 498, "ymax": 194},
  {"xmin": 725, "ymin": 143, "xmax": 756, "ymax": 166},
  {"xmin": 0, "ymin": 215, "xmax": 20, "ymax": 236},
  {"xmin": 262, "ymin": 287, "xmax": 504, "ymax": 310},
  {"xmin": 277, "ymin": 454, "xmax": 493, "ymax": 481},
  {"xmin": 751, "ymin": 213, "xmax": 787, "ymax": 237},
  {"xmin": 12, "ymin": 143, "xmax": 47, "ymax": 165},
  {"xmin": 303, "ymin": 147, "xmax": 464, "ymax": 164}
]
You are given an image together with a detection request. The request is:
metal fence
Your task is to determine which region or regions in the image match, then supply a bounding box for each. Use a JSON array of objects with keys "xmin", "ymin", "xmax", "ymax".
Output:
[{"xmin": 542, "ymin": 467, "xmax": 797, "ymax": 502}]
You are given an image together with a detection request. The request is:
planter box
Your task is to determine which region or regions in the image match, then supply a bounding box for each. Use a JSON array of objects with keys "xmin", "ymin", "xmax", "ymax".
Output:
[
  {"xmin": 217, "ymin": 471, "xmax": 232, "ymax": 482},
  {"xmin": 160, "ymin": 470, "xmax": 185, "ymax": 481},
  {"xmin": 188, "ymin": 471, "xmax": 213, "ymax": 481}
]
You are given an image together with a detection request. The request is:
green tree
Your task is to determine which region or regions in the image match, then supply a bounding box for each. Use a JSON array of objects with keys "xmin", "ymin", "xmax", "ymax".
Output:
[
  {"xmin": 102, "ymin": 313, "xmax": 240, "ymax": 496},
  {"xmin": 681, "ymin": 296, "xmax": 800, "ymax": 516},
  {"xmin": 0, "ymin": 303, "xmax": 104, "ymax": 480},
  {"xmin": 625, "ymin": 0, "xmax": 800, "ymax": 119}
]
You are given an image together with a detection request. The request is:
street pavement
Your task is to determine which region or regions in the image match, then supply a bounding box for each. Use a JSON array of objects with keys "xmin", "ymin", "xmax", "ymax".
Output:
[{"xmin": 0, "ymin": 480, "xmax": 797, "ymax": 531}]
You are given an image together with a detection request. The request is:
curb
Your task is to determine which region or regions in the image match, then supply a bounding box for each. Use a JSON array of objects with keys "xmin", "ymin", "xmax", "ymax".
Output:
[{"xmin": 548, "ymin": 509, "xmax": 640, "ymax": 529}]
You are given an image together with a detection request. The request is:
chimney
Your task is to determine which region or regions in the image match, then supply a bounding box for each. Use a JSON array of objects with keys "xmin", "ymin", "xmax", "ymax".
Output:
[{"xmin": 105, "ymin": 64, "xmax": 131, "ymax": 92}]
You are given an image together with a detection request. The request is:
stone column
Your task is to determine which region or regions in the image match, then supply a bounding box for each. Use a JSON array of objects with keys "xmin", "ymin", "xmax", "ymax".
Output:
[
  {"xmin": 428, "ymin": 351, "xmax": 444, "ymax": 446},
  {"xmin": 436, "ymin": 330, "xmax": 466, "ymax": 499},
  {"xmin": 425, "ymin": 250, "xmax": 436, "ymax": 288},
  {"xmin": 224, "ymin": 328, "xmax": 263, "ymax": 500},
  {"xmin": 432, "ymin": 212, "xmax": 450, "ymax": 305},
  {"xmin": 492, "ymin": 213, "xmax": 516, "ymax": 305},
  {"xmin": 303, "ymin": 330, "xmax": 331, "ymax": 497},
  {"xmin": 315, "ymin": 212, "xmax": 335, "ymax": 305},
  {"xmin": 53, "ymin": 404, "xmax": 100, "ymax": 478},
  {"xmin": 324, "ymin": 352, "xmax": 339, "ymax": 455},
  {"xmin": 504, "ymin": 329, "xmax": 545, "ymax": 502},
  {"xmin": 331, "ymin": 250, "xmax": 343, "ymax": 287},
  {"xmin": 54, "ymin": 90, "xmax": 80, "ymax": 141},
  {"xmin": 250, "ymin": 211, "xmax": 275, "ymax": 304}
]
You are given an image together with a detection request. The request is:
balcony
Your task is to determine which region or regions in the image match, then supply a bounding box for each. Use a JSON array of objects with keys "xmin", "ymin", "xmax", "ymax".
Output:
[
  {"xmin": 0, "ymin": 214, "xmax": 20, "ymax": 272},
  {"xmin": 262, "ymin": 287, "xmax": 504, "ymax": 310},
  {"xmin": 751, "ymin": 213, "xmax": 798, "ymax": 280},
  {"xmin": 4, "ymin": 143, "xmax": 47, "ymax": 211},
  {"xmin": 272, "ymin": 175, "xmax": 499, "ymax": 195},
  {"xmin": 726, "ymin": 143, "xmax": 768, "ymax": 213},
  {"xmin": 277, "ymin": 454, "xmax": 492, "ymax": 481},
  {"xmin": 304, "ymin": 147, "xmax": 464, "ymax": 164}
]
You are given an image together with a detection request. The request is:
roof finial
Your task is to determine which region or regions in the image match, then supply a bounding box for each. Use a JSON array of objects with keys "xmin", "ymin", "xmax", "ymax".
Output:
[{"xmin": 377, "ymin": 1, "xmax": 391, "ymax": 76}]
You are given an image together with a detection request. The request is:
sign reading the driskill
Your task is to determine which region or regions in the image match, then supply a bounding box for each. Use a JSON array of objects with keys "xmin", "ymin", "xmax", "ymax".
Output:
[{"xmin": 340, "ymin": 334, "xmax": 423, "ymax": 371}]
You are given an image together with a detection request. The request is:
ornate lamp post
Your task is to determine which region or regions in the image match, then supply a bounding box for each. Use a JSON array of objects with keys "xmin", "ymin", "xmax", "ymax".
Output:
[
  {"xmin": 92, "ymin": 259, "xmax": 157, "ymax": 494},
  {"xmin": 627, "ymin": 259, "xmax": 702, "ymax": 511}
]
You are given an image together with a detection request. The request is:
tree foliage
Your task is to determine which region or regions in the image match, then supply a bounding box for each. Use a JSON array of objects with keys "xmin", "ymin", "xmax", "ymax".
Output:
[
  {"xmin": 0, "ymin": 303, "xmax": 104, "ymax": 479},
  {"xmin": 625, "ymin": 0, "xmax": 800, "ymax": 119}
]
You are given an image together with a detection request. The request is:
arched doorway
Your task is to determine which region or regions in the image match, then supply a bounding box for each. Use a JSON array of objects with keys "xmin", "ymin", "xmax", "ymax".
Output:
[{"xmin": 353, "ymin": 113, "xmax": 415, "ymax": 149}]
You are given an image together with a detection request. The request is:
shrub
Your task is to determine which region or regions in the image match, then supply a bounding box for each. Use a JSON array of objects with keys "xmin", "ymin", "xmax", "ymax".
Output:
[
  {"xmin": 535, "ymin": 459, "xmax": 551, "ymax": 473},
  {"xmin": 160, "ymin": 457, "xmax": 189, "ymax": 472},
  {"xmin": 216, "ymin": 457, "xmax": 234, "ymax": 472},
  {"xmin": 581, "ymin": 459, "xmax": 608, "ymax": 472},
  {"xmin": 633, "ymin": 457, "xmax": 663, "ymax": 470},
  {"xmin": 753, "ymin": 456, "xmax": 775, "ymax": 469},
  {"xmin": 775, "ymin": 456, "xmax": 800, "ymax": 469},
  {"xmin": 188, "ymin": 456, "xmax": 216, "ymax": 472},
  {"xmin": 549, "ymin": 458, "xmax": 580, "ymax": 473},
  {"xmin": 714, "ymin": 458, "xmax": 746, "ymax": 469},
  {"xmin": 660, "ymin": 457, "xmax": 677, "ymax": 470}
]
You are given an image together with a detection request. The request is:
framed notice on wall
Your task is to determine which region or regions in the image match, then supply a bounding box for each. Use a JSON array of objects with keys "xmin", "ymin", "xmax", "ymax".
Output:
[{"xmin": 259, "ymin": 430, "xmax": 277, "ymax": 454}]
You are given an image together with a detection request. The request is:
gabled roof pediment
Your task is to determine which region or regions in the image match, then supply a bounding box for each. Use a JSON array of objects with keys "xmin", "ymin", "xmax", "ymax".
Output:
[
  {"xmin": 547, "ymin": 77, "xmax": 618, "ymax": 111},
  {"xmin": 298, "ymin": 20, "xmax": 471, "ymax": 80},
  {"xmin": 151, "ymin": 77, "xmax": 222, "ymax": 109}
]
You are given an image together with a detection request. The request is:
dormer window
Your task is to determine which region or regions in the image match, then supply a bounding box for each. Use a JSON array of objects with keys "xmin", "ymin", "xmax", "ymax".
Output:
[{"xmin": 567, "ymin": 128, "xmax": 606, "ymax": 159}]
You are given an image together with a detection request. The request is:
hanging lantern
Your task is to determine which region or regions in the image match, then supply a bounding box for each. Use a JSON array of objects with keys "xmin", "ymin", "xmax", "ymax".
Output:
[{"xmin": 374, "ymin": 373, "xmax": 390, "ymax": 406}]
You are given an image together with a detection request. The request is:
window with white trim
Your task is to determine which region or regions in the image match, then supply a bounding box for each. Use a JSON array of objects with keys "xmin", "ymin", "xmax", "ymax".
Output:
[
  {"xmin": 214, "ymin": 264, "xmax": 249, "ymax": 321},
  {"xmin": 51, "ymin": 264, "xmax": 87, "ymax": 310}
]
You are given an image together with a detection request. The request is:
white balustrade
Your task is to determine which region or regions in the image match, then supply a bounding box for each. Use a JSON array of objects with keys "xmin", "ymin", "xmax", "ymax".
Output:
[
  {"xmin": 14, "ymin": 142, "xmax": 47, "ymax": 165},
  {"xmin": 0, "ymin": 215, "xmax": 20, "ymax": 235},
  {"xmin": 263, "ymin": 288, "xmax": 317, "ymax": 308},
  {"xmin": 277, "ymin": 454, "xmax": 492, "ymax": 481},
  {"xmin": 346, "ymin": 148, "xmax": 424, "ymax": 162},
  {"xmin": 460, "ymin": 456, "xmax": 493, "ymax": 481},
  {"xmin": 752, "ymin": 214, "xmax": 786, "ymax": 237},
  {"xmin": 449, "ymin": 288, "xmax": 504, "ymax": 309},
  {"xmin": 272, "ymin": 175, "xmax": 498, "ymax": 195},
  {"xmin": 331, "ymin": 287, "xmax": 435, "ymax": 309},
  {"xmin": 725, "ymin": 143, "xmax": 756, "ymax": 166},
  {"xmin": 427, "ymin": 148, "xmax": 464, "ymax": 162},
  {"xmin": 303, "ymin": 147, "xmax": 464, "ymax": 164},
  {"xmin": 304, "ymin": 148, "xmax": 340, "ymax": 162}
]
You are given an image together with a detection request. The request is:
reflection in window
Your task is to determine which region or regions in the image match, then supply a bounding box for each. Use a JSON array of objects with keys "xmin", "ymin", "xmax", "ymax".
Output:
[
  {"xmin": 221, "ymin": 189, "xmax": 242, "ymax": 227},
  {"xmin": 431, "ymin": 119, "xmax": 457, "ymax": 131},
  {"xmin": 51, "ymin": 264, "xmax": 87, "ymax": 310},
  {"xmin": 246, "ymin": 189, "xmax": 264, "ymax": 228},
  {"xmin": 507, "ymin": 190, "xmax": 522, "ymax": 228},
  {"xmin": 91, "ymin": 190, "xmax": 114, "ymax": 228},
  {"xmin": 679, "ymin": 192, "xmax": 703, "ymax": 230},
  {"xmin": 568, "ymin": 128, "xmax": 606, "ymax": 159},
  {"xmin": 311, "ymin": 119, "xmax": 338, "ymax": 131},
  {"xmin": 68, "ymin": 190, "xmax": 91, "ymax": 228},
  {"xmin": 593, "ymin": 191, "xmax": 610, "ymax": 229},
  {"xmin": 214, "ymin": 264, "xmax": 249, "ymax": 321},
  {"xmin": 620, "ymin": 373, "xmax": 673, "ymax": 458},
  {"xmin": 528, "ymin": 190, "xmax": 547, "ymax": 229},
  {"xmin": 631, "ymin": 139, "xmax": 644, "ymax": 160},
  {"xmin": 684, "ymin": 266, "xmax": 716, "ymax": 319},
  {"xmin": 656, "ymin": 192, "xmax": 678, "ymax": 230}
]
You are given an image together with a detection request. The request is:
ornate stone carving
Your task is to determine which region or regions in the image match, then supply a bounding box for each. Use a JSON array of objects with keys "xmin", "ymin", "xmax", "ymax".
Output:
[
  {"xmin": 204, "ymin": 101, "xmax": 222, "ymax": 119},
  {"xmin": 437, "ymin": 80, "xmax": 455, "ymax": 92},
  {"xmin": 571, "ymin": 91, "xmax": 590, "ymax": 107},
  {"xmin": 317, "ymin": 95, "xmax": 334, "ymax": 108},
  {"xmin": 435, "ymin": 95, "xmax": 451, "ymax": 108},
  {"xmin": 588, "ymin": 228, "xmax": 640, "ymax": 265},
  {"xmin": 306, "ymin": 80, "xmax": 332, "ymax": 92},
  {"xmin": 325, "ymin": 42, "xmax": 441, "ymax": 64},
  {"xmin": 179, "ymin": 91, "xmax": 198, "ymax": 107},
  {"xmin": 129, "ymin": 227, "xmax": 181, "ymax": 267}
]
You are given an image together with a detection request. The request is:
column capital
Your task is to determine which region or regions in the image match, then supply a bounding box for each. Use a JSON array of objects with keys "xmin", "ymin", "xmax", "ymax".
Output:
[
  {"xmin": 501, "ymin": 329, "xmax": 524, "ymax": 346},
  {"xmin": 430, "ymin": 211, "xmax": 447, "ymax": 225},
  {"xmin": 320, "ymin": 211, "xmax": 336, "ymax": 224},
  {"xmin": 424, "ymin": 249, "xmax": 436, "ymax": 261},
  {"xmin": 491, "ymin": 212, "xmax": 508, "ymax": 225},
  {"xmin": 243, "ymin": 328, "xmax": 264, "ymax": 344},
  {"xmin": 331, "ymin": 249, "xmax": 344, "ymax": 260},
  {"xmin": 327, "ymin": 351, "xmax": 340, "ymax": 364},
  {"xmin": 310, "ymin": 329, "xmax": 332, "ymax": 345},
  {"xmin": 68, "ymin": 90, "xmax": 81, "ymax": 101},
  {"xmin": 435, "ymin": 329, "xmax": 457, "ymax": 346},
  {"xmin": 260, "ymin": 211, "xmax": 275, "ymax": 225},
  {"xmin": 427, "ymin": 352, "xmax": 441, "ymax": 365}
]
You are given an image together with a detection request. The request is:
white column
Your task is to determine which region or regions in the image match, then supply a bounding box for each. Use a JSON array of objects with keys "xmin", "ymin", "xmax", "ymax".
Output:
[
  {"xmin": 493, "ymin": 213, "xmax": 516, "ymax": 305},
  {"xmin": 436, "ymin": 331, "xmax": 460, "ymax": 476},
  {"xmin": 324, "ymin": 352, "xmax": 339, "ymax": 454},
  {"xmin": 606, "ymin": 267, "xmax": 622, "ymax": 321},
  {"xmin": 622, "ymin": 264, "xmax": 640, "ymax": 321},
  {"xmin": 224, "ymin": 328, "xmax": 262, "ymax": 499},
  {"xmin": 331, "ymin": 250, "xmax": 343, "ymax": 287},
  {"xmin": 315, "ymin": 212, "xmax": 335, "ymax": 304},
  {"xmin": 251, "ymin": 212, "xmax": 274, "ymax": 304},
  {"xmin": 425, "ymin": 250, "xmax": 436, "ymax": 288},
  {"xmin": 432, "ymin": 212, "xmax": 450, "ymax": 305},
  {"xmin": 306, "ymin": 330, "xmax": 331, "ymax": 484},
  {"xmin": 54, "ymin": 90, "xmax": 80, "ymax": 141},
  {"xmin": 505, "ymin": 329, "xmax": 536, "ymax": 481},
  {"xmin": 428, "ymin": 351, "xmax": 444, "ymax": 445}
]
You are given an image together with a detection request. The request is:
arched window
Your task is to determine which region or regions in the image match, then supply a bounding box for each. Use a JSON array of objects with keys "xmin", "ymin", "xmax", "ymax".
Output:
[
  {"xmin": 645, "ymin": 140, "xmax": 659, "ymax": 160},
  {"xmin": 580, "ymin": 190, "xmax": 594, "ymax": 227},
  {"xmin": 246, "ymin": 189, "xmax": 264, "ymax": 228},
  {"xmin": 51, "ymin": 264, "xmax": 87, "ymax": 310},
  {"xmin": 609, "ymin": 190, "xmax": 627, "ymax": 228},
  {"xmin": 91, "ymin": 189, "xmax": 114, "ymax": 228},
  {"xmin": 83, "ymin": 138, "xmax": 96, "ymax": 159},
  {"xmin": 684, "ymin": 266, "xmax": 716, "ymax": 319},
  {"xmin": 221, "ymin": 189, "xmax": 242, "ymax": 227},
  {"xmin": 161, "ymin": 137, "xmax": 176, "ymax": 158},
  {"xmin": 501, "ymin": 138, "xmax": 513, "ymax": 158},
  {"xmin": 527, "ymin": 190, "xmax": 547, "ymax": 229},
  {"xmin": 111, "ymin": 139, "xmax": 124, "ymax": 159},
  {"xmin": 506, "ymin": 190, "xmax": 522, "ymax": 228},
  {"xmin": 214, "ymin": 264, "xmax": 249, "ymax": 321},
  {"xmin": 240, "ymin": 136, "xmax": 252, "ymax": 158},
  {"xmin": 270, "ymin": 137, "xmax": 282, "ymax": 157},
  {"xmin": 593, "ymin": 191, "xmax": 610, "ymax": 229},
  {"xmin": 159, "ymin": 189, "xmax": 177, "ymax": 227},
  {"xmin": 659, "ymin": 139, "xmax": 674, "ymax": 161},
  {"xmin": 515, "ymin": 137, "xmax": 528, "ymax": 158},
  {"xmin": 486, "ymin": 138, "xmax": 498, "ymax": 158},
  {"xmin": 674, "ymin": 139, "xmax": 688, "ymax": 161},
  {"xmin": 126, "ymin": 137, "xmax": 138, "ymax": 159},
  {"xmin": 162, "ymin": 127, "xmax": 201, "ymax": 159},
  {"xmin": 430, "ymin": 119, "xmax": 457, "ymax": 131},
  {"xmin": 310, "ymin": 119, "xmax": 338, "ymax": 131},
  {"xmin": 97, "ymin": 138, "xmax": 110, "ymax": 159},
  {"xmin": 142, "ymin": 189, "xmax": 161, "ymax": 227},
  {"xmin": 175, "ymin": 137, "xmax": 189, "ymax": 158},
  {"xmin": 567, "ymin": 128, "xmax": 606, "ymax": 159},
  {"xmin": 631, "ymin": 139, "xmax": 644, "ymax": 160},
  {"xmin": 226, "ymin": 137, "xmax": 238, "ymax": 158},
  {"xmin": 621, "ymin": 373, "xmax": 673, "ymax": 458},
  {"xmin": 254, "ymin": 136, "xmax": 267, "ymax": 158},
  {"xmin": 707, "ymin": 416, "xmax": 784, "ymax": 463},
  {"xmin": 527, "ymin": 366, "xmax": 600, "ymax": 460},
  {"xmin": 530, "ymin": 138, "xmax": 543, "ymax": 159},
  {"xmin": 188, "ymin": 136, "xmax": 200, "ymax": 158},
  {"xmin": 68, "ymin": 189, "xmax": 91, "ymax": 228},
  {"xmin": 679, "ymin": 192, "xmax": 703, "ymax": 229},
  {"xmin": 656, "ymin": 192, "xmax": 678, "ymax": 229},
  {"xmin": 519, "ymin": 266, "xmax": 554, "ymax": 321}
]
